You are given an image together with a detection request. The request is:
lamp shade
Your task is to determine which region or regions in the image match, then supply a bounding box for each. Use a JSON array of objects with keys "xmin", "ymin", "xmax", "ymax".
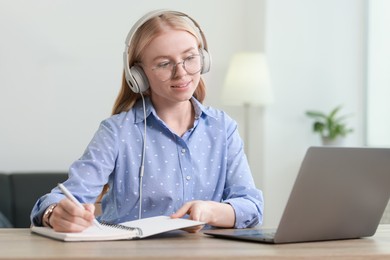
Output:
[{"xmin": 222, "ymin": 52, "xmax": 273, "ymax": 106}]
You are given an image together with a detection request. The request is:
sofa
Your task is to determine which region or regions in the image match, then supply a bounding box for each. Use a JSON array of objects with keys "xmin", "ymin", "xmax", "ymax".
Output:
[{"xmin": 0, "ymin": 172, "xmax": 68, "ymax": 228}]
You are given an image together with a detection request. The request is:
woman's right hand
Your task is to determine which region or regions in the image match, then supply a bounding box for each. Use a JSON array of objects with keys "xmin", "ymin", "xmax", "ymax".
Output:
[{"xmin": 43, "ymin": 198, "xmax": 96, "ymax": 232}]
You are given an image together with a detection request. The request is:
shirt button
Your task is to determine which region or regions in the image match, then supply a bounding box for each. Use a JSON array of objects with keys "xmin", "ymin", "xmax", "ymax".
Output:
[
  {"xmin": 181, "ymin": 148, "xmax": 186, "ymax": 154},
  {"xmin": 186, "ymin": 175, "xmax": 191, "ymax": 181}
]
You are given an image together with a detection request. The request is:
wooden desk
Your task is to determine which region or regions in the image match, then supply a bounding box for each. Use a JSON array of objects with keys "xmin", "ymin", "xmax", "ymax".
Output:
[{"xmin": 1, "ymin": 225, "xmax": 389, "ymax": 260}]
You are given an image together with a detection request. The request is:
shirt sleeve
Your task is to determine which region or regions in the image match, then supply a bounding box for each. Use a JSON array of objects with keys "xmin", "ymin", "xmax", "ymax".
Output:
[
  {"xmin": 222, "ymin": 118, "xmax": 264, "ymax": 228},
  {"xmin": 30, "ymin": 119, "xmax": 118, "ymax": 226}
]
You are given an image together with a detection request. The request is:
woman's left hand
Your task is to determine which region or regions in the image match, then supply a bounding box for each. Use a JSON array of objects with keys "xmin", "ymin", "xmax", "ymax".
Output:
[{"xmin": 170, "ymin": 200, "xmax": 235, "ymax": 232}]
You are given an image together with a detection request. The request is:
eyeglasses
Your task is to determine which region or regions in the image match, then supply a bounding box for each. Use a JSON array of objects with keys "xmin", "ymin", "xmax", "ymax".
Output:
[{"xmin": 151, "ymin": 54, "xmax": 202, "ymax": 82}]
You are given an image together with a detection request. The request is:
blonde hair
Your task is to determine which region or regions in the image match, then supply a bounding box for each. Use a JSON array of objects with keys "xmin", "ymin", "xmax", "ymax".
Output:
[{"xmin": 112, "ymin": 12, "xmax": 207, "ymax": 115}]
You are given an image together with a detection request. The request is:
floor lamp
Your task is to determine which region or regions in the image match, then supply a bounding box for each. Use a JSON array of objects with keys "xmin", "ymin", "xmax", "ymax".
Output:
[{"xmin": 222, "ymin": 52, "xmax": 273, "ymax": 163}]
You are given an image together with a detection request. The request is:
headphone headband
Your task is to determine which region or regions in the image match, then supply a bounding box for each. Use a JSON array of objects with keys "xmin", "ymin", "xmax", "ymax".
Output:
[
  {"xmin": 124, "ymin": 10, "xmax": 208, "ymax": 51},
  {"xmin": 123, "ymin": 9, "xmax": 211, "ymax": 93}
]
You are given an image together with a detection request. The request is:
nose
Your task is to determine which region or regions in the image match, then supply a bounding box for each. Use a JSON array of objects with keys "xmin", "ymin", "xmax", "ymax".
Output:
[{"xmin": 172, "ymin": 61, "xmax": 187, "ymax": 78}]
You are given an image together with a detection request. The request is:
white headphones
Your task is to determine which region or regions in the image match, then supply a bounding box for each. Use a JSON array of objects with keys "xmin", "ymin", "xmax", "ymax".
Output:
[{"xmin": 123, "ymin": 9, "xmax": 211, "ymax": 93}]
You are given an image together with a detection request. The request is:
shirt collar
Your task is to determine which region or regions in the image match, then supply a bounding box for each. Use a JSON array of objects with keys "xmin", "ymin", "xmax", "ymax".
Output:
[
  {"xmin": 190, "ymin": 97, "xmax": 216, "ymax": 120},
  {"xmin": 133, "ymin": 97, "xmax": 153, "ymax": 124},
  {"xmin": 133, "ymin": 96, "xmax": 216, "ymax": 124}
]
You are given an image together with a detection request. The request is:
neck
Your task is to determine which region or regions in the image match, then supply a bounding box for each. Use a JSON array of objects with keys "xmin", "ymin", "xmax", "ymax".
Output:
[{"xmin": 154, "ymin": 99, "xmax": 194, "ymax": 137}]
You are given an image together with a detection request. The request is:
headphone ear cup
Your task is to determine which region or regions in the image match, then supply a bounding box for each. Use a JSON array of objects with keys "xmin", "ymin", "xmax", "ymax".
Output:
[
  {"xmin": 129, "ymin": 65, "xmax": 150, "ymax": 93},
  {"xmin": 200, "ymin": 48, "xmax": 211, "ymax": 74}
]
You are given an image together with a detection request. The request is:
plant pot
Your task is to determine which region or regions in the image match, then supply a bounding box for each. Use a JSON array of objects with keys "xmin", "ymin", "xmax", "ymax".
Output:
[{"xmin": 321, "ymin": 136, "xmax": 345, "ymax": 146}]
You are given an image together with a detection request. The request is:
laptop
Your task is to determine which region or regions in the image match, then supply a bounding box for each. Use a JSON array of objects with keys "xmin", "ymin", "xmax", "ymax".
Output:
[{"xmin": 204, "ymin": 146, "xmax": 390, "ymax": 244}]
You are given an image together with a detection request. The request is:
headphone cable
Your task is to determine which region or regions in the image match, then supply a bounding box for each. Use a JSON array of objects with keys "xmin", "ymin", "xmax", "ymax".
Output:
[{"xmin": 138, "ymin": 92, "xmax": 146, "ymax": 219}]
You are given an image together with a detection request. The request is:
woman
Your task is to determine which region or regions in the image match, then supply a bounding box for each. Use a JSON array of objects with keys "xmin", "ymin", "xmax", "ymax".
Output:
[{"xmin": 31, "ymin": 10, "xmax": 263, "ymax": 233}]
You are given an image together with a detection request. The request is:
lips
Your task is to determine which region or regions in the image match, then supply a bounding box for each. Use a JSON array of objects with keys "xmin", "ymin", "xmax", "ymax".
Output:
[{"xmin": 171, "ymin": 81, "xmax": 191, "ymax": 88}]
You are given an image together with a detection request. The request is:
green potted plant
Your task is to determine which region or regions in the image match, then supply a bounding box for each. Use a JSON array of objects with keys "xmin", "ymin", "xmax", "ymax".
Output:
[{"xmin": 305, "ymin": 105, "xmax": 353, "ymax": 145}]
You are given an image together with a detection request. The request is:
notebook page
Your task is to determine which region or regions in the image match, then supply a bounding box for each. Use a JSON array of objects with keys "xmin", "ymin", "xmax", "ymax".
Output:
[
  {"xmin": 31, "ymin": 224, "xmax": 140, "ymax": 242},
  {"xmin": 119, "ymin": 216, "xmax": 205, "ymax": 238}
]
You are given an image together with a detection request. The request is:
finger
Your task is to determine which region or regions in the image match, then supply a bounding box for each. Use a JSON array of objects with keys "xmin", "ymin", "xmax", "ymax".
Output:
[
  {"xmin": 52, "ymin": 217, "xmax": 87, "ymax": 232},
  {"xmin": 183, "ymin": 224, "xmax": 204, "ymax": 233},
  {"xmin": 50, "ymin": 203, "xmax": 89, "ymax": 232},
  {"xmin": 60, "ymin": 198, "xmax": 85, "ymax": 217},
  {"xmin": 187, "ymin": 206, "xmax": 202, "ymax": 222},
  {"xmin": 83, "ymin": 203, "xmax": 96, "ymax": 221},
  {"xmin": 171, "ymin": 202, "xmax": 193, "ymax": 218},
  {"xmin": 61, "ymin": 199, "xmax": 95, "ymax": 221},
  {"xmin": 52, "ymin": 199, "xmax": 94, "ymax": 232}
]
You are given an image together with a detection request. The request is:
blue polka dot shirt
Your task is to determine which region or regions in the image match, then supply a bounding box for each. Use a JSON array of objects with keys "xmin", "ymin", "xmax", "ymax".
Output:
[{"xmin": 31, "ymin": 97, "xmax": 263, "ymax": 228}]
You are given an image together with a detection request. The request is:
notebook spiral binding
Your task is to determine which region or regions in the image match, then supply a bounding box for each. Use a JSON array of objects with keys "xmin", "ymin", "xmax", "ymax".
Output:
[{"xmin": 100, "ymin": 222, "xmax": 143, "ymax": 237}]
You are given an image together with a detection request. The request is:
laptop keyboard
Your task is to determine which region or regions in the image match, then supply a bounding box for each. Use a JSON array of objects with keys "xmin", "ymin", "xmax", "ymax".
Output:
[{"xmin": 234, "ymin": 229, "xmax": 276, "ymax": 239}]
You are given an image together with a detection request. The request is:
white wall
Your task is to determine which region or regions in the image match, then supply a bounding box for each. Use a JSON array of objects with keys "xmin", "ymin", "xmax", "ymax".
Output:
[
  {"xmin": 263, "ymin": 0, "xmax": 366, "ymax": 227},
  {"xmin": 0, "ymin": 0, "xmax": 264, "ymax": 171},
  {"xmin": 367, "ymin": 0, "xmax": 390, "ymax": 146}
]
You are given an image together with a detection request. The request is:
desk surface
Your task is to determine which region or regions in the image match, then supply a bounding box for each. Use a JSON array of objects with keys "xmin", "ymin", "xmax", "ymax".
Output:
[{"xmin": 1, "ymin": 225, "xmax": 390, "ymax": 260}]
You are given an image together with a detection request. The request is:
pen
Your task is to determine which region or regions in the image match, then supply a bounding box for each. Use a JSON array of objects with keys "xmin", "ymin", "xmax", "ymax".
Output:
[{"xmin": 57, "ymin": 183, "xmax": 102, "ymax": 229}]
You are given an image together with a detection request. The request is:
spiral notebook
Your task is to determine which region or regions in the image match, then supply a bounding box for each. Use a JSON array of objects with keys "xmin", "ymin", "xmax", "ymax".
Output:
[{"xmin": 31, "ymin": 216, "xmax": 204, "ymax": 242}]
